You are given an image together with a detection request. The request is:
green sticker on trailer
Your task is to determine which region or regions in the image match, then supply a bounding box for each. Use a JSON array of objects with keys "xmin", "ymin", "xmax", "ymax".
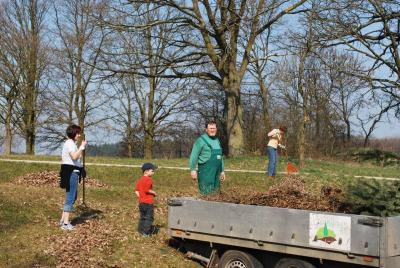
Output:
[{"xmin": 309, "ymin": 213, "xmax": 351, "ymax": 251}]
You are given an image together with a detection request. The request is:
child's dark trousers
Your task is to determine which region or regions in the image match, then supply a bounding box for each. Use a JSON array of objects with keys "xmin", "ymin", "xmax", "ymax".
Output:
[{"xmin": 138, "ymin": 203, "xmax": 154, "ymax": 235}]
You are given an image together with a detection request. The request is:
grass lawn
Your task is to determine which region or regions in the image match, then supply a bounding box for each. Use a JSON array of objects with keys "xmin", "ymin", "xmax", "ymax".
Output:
[{"xmin": 0, "ymin": 155, "xmax": 398, "ymax": 267}]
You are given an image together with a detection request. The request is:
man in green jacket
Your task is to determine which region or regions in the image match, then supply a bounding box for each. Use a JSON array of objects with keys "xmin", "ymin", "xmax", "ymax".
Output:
[{"xmin": 189, "ymin": 120, "xmax": 225, "ymax": 195}]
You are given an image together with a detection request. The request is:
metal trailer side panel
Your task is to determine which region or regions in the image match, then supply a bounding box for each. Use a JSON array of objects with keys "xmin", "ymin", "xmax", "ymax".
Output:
[
  {"xmin": 381, "ymin": 216, "xmax": 400, "ymax": 268},
  {"xmin": 386, "ymin": 216, "xmax": 400, "ymax": 257},
  {"xmin": 169, "ymin": 198, "xmax": 310, "ymax": 247},
  {"xmin": 170, "ymin": 230, "xmax": 379, "ymax": 267},
  {"xmin": 168, "ymin": 198, "xmax": 381, "ymax": 257},
  {"xmin": 351, "ymin": 217, "xmax": 380, "ymax": 257},
  {"xmin": 383, "ymin": 256, "xmax": 400, "ymax": 268}
]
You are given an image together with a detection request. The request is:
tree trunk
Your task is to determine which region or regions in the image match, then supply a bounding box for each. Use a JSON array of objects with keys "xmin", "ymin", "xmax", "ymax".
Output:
[
  {"xmin": 25, "ymin": 127, "xmax": 35, "ymax": 155},
  {"xmin": 314, "ymin": 99, "xmax": 321, "ymax": 152},
  {"xmin": 298, "ymin": 107, "xmax": 310, "ymax": 167},
  {"xmin": 297, "ymin": 51, "xmax": 307, "ymax": 167},
  {"xmin": 363, "ymin": 135, "xmax": 369, "ymax": 148},
  {"xmin": 126, "ymin": 111, "xmax": 133, "ymax": 157},
  {"xmin": 259, "ymin": 81, "xmax": 271, "ymax": 141},
  {"xmin": 24, "ymin": 2, "xmax": 39, "ymax": 155},
  {"xmin": 24, "ymin": 54, "xmax": 37, "ymax": 155},
  {"xmin": 4, "ymin": 107, "xmax": 12, "ymax": 155},
  {"xmin": 75, "ymin": 54, "xmax": 85, "ymax": 133},
  {"xmin": 225, "ymin": 82, "xmax": 244, "ymax": 157},
  {"xmin": 345, "ymin": 118, "xmax": 351, "ymax": 142},
  {"xmin": 144, "ymin": 129, "xmax": 153, "ymax": 159},
  {"xmin": 127, "ymin": 142, "xmax": 133, "ymax": 157},
  {"xmin": 143, "ymin": 76, "xmax": 155, "ymax": 159},
  {"xmin": 24, "ymin": 95, "xmax": 36, "ymax": 155}
]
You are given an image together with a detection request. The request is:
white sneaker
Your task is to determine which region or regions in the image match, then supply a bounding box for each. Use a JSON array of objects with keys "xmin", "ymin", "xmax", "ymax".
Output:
[
  {"xmin": 59, "ymin": 219, "xmax": 63, "ymax": 226},
  {"xmin": 61, "ymin": 223, "xmax": 75, "ymax": 231}
]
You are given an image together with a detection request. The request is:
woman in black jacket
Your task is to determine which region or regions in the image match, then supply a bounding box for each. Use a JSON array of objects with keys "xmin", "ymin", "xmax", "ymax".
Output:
[{"xmin": 59, "ymin": 124, "xmax": 87, "ymax": 230}]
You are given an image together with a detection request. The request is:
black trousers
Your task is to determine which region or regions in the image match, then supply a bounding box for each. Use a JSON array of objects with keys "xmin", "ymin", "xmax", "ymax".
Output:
[{"xmin": 138, "ymin": 203, "xmax": 154, "ymax": 235}]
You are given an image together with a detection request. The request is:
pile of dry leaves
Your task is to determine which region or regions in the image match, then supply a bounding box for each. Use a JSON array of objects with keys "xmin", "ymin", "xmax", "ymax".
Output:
[
  {"xmin": 204, "ymin": 176, "xmax": 346, "ymax": 212},
  {"xmin": 13, "ymin": 170, "xmax": 110, "ymax": 188},
  {"xmin": 45, "ymin": 219, "xmax": 122, "ymax": 267}
]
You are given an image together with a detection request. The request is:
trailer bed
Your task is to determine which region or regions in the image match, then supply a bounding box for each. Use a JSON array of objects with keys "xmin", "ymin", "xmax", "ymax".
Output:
[{"xmin": 168, "ymin": 197, "xmax": 400, "ymax": 267}]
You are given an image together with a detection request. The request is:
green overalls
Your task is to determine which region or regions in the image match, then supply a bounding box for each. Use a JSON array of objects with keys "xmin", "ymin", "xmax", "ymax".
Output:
[{"xmin": 197, "ymin": 136, "xmax": 223, "ymax": 195}]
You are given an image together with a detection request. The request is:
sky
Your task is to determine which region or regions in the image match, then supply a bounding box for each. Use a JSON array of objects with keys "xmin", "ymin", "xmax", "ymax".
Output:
[{"xmin": 371, "ymin": 120, "xmax": 400, "ymax": 138}]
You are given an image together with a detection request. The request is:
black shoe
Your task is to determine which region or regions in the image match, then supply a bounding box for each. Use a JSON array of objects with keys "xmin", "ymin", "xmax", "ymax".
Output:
[
  {"xmin": 139, "ymin": 232, "xmax": 151, "ymax": 237},
  {"xmin": 150, "ymin": 225, "xmax": 159, "ymax": 235}
]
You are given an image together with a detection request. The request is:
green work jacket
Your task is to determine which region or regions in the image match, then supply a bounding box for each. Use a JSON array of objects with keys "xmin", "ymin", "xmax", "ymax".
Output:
[{"xmin": 189, "ymin": 134, "xmax": 224, "ymax": 171}]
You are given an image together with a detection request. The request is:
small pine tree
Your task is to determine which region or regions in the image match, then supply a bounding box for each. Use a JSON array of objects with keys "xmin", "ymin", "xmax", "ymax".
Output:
[{"xmin": 343, "ymin": 180, "xmax": 400, "ymax": 216}]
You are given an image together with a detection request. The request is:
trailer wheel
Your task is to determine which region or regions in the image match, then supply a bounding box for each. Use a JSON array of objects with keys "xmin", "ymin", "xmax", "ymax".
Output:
[
  {"xmin": 274, "ymin": 258, "xmax": 316, "ymax": 268},
  {"xmin": 219, "ymin": 250, "xmax": 263, "ymax": 268}
]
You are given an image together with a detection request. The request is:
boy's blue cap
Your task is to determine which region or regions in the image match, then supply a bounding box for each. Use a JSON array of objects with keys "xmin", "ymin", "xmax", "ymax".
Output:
[{"xmin": 141, "ymin": 163, "xmax": 157, "ymax": 171}]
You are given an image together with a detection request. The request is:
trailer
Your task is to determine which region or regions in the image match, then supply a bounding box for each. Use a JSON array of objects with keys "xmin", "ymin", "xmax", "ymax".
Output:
[{"xmin": 167, "ymin": 197, "xmax": 400, "ymax": 268}]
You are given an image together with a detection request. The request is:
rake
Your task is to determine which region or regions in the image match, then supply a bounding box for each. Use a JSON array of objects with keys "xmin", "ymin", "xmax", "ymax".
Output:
[{"xmin": 281, "ymin": 145, "xmax": 299, "ymax": 175}]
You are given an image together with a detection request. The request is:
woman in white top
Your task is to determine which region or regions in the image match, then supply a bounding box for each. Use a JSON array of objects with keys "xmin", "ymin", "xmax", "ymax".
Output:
[
  {"xmin": 266, "ymin": 126, "xmax": 287, "ymax": 178},
  {"xmin": 59, "ymin": 124, "xmax": 87, "ymax": 230}
]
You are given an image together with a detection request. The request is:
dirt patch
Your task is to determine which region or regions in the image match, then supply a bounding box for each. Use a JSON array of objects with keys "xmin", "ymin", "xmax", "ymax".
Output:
[
  {"xmin": 12, "ymin": 170, "xmax": 110, "ymax": 188},
  {"xmin": 203, "ymin": 176, "xmax": 347, "ymax": 212},
  {"xmin": 45, "ymin": 218, "xmax": 123, "ymax": 267}
]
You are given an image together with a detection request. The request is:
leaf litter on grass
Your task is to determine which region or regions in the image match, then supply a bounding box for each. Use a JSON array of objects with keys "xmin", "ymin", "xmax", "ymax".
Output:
[
  {"xmin": 8, "ymin": 171, "xmax": 347, "ymax": 267},
  {"xmin": 45, "ymin": 218, "xmax": 124, "ymax": 268},
  {"xmin": 12, "ymin": 170, "xmax": 110, "ymax": 188}
]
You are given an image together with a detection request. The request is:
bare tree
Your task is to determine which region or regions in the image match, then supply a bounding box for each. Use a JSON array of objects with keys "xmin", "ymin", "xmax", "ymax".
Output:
[
  {"xmin": 281, "ymin": 5, "xmax": 317, "ymax": 166},
  {"xmin": 0, "ymin": 2, "xmax": 23, "ymax": 154},
  {"xmin": 274, "ymin": 2, "xmax": 368, "ymax": 161},
  {"xmin": 111, "ymin": 0, "xmax": 308, "ymax": 156},
  {"xmin": 0, "ymin": 75, "xmax": 20, "ymax": 155},
  {"xmin": 107, "ymin": 75, "xmax": 141, "ymax": 157},
  {"xmin": 1, "ymin": 0, "xmax": 49, "ymax": 154},
  {"xmin": 247, "ymin": 27, "xmax": 276, "ymax": 137},
  {"xmin": 322, "ymin": 49, "xmax": 366, "ymax": 142},
  {"xmin": 317, "ymin": 0, "xmax": 400, "ymax": 120},
  {"xmin": 99, "ymin": 2, "xmax": 192, "ymax": 158},
  {"xmin": 357, "ymin": 92, "xmax": 398, "ymax": 147},
  {"xmin": 40, "ymin": 0, "xmax": 109, "ymax": 149},
  {"xmin": 273, "ymin": 2, "xmax": 351, "ymax": 161},
  {"xmin": 245, "ymin": 3, "xmax": 289, "ymax": 142}
]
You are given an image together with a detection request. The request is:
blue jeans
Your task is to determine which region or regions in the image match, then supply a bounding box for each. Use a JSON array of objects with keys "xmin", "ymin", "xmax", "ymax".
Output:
[
  {"xmin": 63, "ymin": 172, "xmax": 79, "ymax": 212},
  {"xmin": 267, "ymin": 146, "xmax": 278, "ymax": 176}
]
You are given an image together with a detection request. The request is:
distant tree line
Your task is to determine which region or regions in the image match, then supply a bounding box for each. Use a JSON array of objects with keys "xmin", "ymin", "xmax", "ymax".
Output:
[
  {"xmin": 87, "ymin": 137, "xmax": 400, "ymax": 159},
  {"xmin": 0, "ymin": 0, "xmax": 399, "ymax": 163}
]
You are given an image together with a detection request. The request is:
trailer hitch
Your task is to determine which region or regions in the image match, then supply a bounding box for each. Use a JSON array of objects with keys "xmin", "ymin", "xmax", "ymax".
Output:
[
  {"xmin": 357, "ymin": 217, "xmax": 383, "ymax": 227},
  {"xmin": 168, "ymin": 199, "xmax": 183, "ymax": 206},
  {"xmin": 186, "ymin": 251, "xmax": 209, "ymax": 264}
]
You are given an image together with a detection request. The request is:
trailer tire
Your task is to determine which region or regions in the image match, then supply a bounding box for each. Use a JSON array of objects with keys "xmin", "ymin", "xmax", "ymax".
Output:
[
  {"xmin": 274, "ymin": 258, "xmax": 316, "ymax": 268},
  {"xmin": 219, "ymin": 250, "xmax": 263, "ymax": 268}
]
